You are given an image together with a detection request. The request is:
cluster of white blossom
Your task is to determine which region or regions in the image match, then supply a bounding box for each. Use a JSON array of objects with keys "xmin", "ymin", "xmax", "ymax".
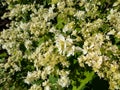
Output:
[{"xmin": 0, "ymin": 0, "xmax": 120, "ymax": 89}]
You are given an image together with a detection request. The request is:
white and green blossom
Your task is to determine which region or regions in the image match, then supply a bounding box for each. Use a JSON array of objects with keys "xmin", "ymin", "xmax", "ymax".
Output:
[{"xmin": 0, "ymin": 0, "xmax": 120, "ymax": 90}]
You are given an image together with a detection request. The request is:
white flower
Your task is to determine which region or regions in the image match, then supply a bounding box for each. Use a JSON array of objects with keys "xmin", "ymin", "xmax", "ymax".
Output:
[
  {"xmin": 78, "ymin": 56, "xmax": 85, "ymax": 67},
  {"xmin": 63, "ymin": 22, "xmax": 74, "ymax": 33},
  {"xmin": 55, "ymin": 34, "xmax": 66, "ymax": 55},
  {"xmin": 58, "ymin": 76, "xmax": 70, "ymax": 87},
  {"xmin": 107, "ymin": 9, "xmax": 117, "ymax": 20},
  {"xmin": 55, "ymin": 34, "xmax": 75, "ymax": 56},
  {"xmin": 41, "ymin": 71, "xmax": 47, "ymax": 80},
  {"xmin": 57, "ymin": 1, "xmax": 65, "ymax": 11},
  {"xmin": 58, "ymin": 70, "xmax": 70, "ymax": 76},
  {"xmin": 85, "ymin": 3, "xmax": 90, "ymax": 12},
  {"xmin": 74, "ymin": 10, "xmax": 85, "ymax": 20},
  {"xmin": 116, "ymin": 31, "xmax": 120, "ymax": 38},
  {"xmin": 42, "ymin": 80, "xmax": 49, "ymax": 86},
  {"xmin": 20, "ymin": 22, "xmax": 30, "ymax": 30},
  {"xmin": 83, "ymin": 49, "xmax": 88, "ymax": 55},
  {"xmin": 43, "ymin": 5, "xmax": 57, "ymax": 21},
  {"xmin": 42, "ymin": 80, "xmax": 51, "ymax": 90},
  {"xmin": 107, "ymin": 29, "xmax": 116, "ymax": 35},
  {"xmin": 29, "ymin": 84, "xmax": 42, "ymax": 90},
  {"xmin": 25, "ymin": 40, "xmax": 32, "ymax": 49},
  {"xmin": 113, "ymin": 0, "xmax": 120, "ymax": 6},
  {"xmin": 67, "ymin": 46, "xmax": 75, "ymax": 57},
  {"xmin": 49, "ymin": 27, "xmax": 56, "ymax": 33},
  {"xmin": 49, "ymin": 4, "xmax": 55, "ymax": 13},
  {"xmin": 44, "ymin": 85, "xmax": 51, "ymax": 90},
  {"xmin": 24, "ymin": 72, "xmax": 33, "ymax": 84},
  {"xmin": 12, "ymin": 64, "xmax": 21, "ymax": 71},
  {"xmin": 44, "ymin": 66, "xmax": 53, "ymax": 75},
  {"xmin": 93, "ymin": 56, "xmax": 103, "ymax": 70},
  {"xmin": 24, "ymin": 71, "xmax": 41, "ymax": 84}
]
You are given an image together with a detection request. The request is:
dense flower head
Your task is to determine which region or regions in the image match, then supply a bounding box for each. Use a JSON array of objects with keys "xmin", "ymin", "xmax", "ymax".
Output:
[{"xmin": 0, "ymin": 0, "xmax": 120, "ymax": 90}]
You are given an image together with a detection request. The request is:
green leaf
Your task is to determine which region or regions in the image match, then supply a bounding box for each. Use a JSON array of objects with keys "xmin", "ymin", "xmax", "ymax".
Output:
[
  {"xmin": 56, "ymin": 22, "xmax": 64, "ymax": 30},
  {"xmin": 0, "ymin": 52, "xmax": 7, "ymax": 59},
  {"xmin": 71, "ymin": 71, "xmax": 95, "ymax": 90},
  {"xmin": 49, "ymin": 75, "xmax": 58, "ymax": 84},
  {"xmin": 78, "ymin": 71, "xmax": 95, "ymax": 90},
  {"xmin": 56, "ymin": 14, "xmax": 68, "ymax": 30},
  {"xmin": 51, "ymin": 0, "xmax": 58, "ymax": 4}
]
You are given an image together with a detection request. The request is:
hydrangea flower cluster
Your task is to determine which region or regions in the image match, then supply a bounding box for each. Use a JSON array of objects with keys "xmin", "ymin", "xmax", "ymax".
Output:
[{"xmin": 0, "ymin": 0, "xmax": 120, "ymax": 90}]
